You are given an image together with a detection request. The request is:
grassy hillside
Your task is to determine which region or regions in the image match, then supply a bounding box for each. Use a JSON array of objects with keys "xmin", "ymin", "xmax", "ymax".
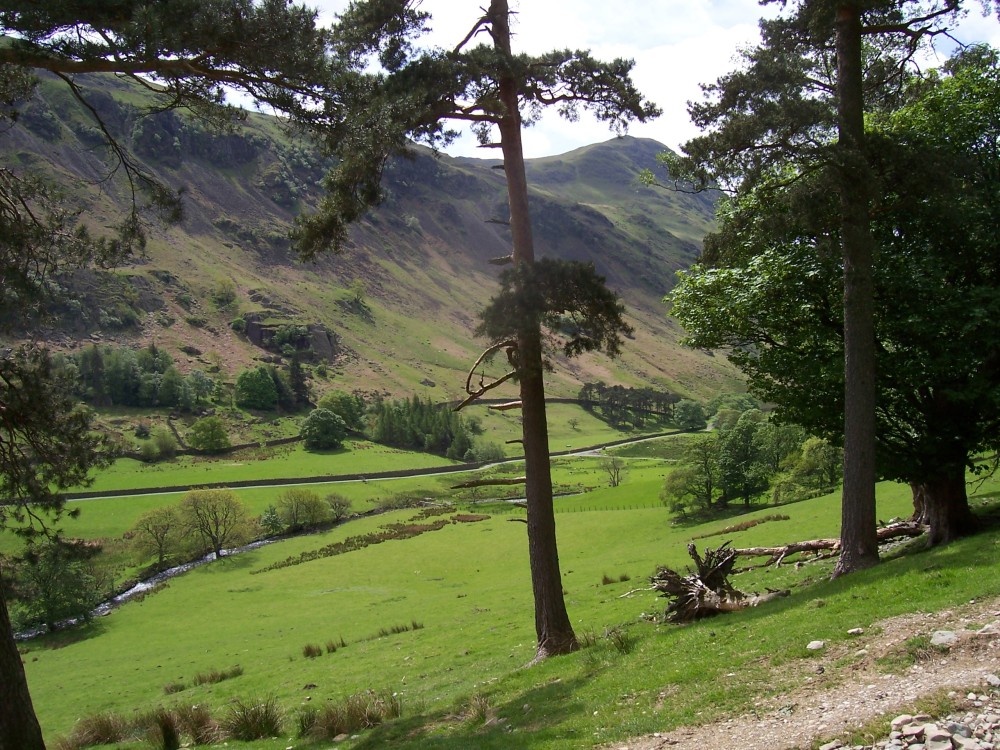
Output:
[
  {"xmin": 19, "ymin": 459, "xmax": 1000, "ymax": 749},
  {"xmin": 3, "ymin": 73, "xmax": 743, "ymax": 406}
]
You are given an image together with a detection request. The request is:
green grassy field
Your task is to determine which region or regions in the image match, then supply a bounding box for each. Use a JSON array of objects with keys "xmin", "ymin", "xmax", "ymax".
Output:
[
  {"xmin": 77, "ymin": 440, "xmax": 458, "ymax": 495},
  {"xmin": 20, "ymin": 455, "xmax": 1000, "ymax": 749}
]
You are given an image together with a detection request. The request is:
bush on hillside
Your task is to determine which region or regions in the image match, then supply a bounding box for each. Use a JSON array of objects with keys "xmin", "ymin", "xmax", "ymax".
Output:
[
  {"xmin": 187, "ymin": 416, "xmax": 230, "ymax": 454},
  {"xmin": 300, "ymin": 408, "xmax": 347, "ymax": 450},
  {"xmin": 234, "ymin": 366, "xmax": 278, "ymax": 410}
]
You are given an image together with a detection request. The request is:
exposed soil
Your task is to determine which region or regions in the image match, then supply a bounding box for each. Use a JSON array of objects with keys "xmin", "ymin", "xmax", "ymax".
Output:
[{"xmin": 611, "ymin": 596, "xmax": 1000, "ymax": 750}]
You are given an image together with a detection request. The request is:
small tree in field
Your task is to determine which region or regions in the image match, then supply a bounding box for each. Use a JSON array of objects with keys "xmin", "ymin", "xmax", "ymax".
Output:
[
  {"xmin": 130, "ymin": 506, "xmax": 181, "ymax": 568},
  {"xmin": 301, "ymin": 408, "xmax": 347, "ymax": 450},
  {"xmin": 602, "ymin": 455, "xmax": 625, "ymax": 487},
  {"xmin": 277, "ymin": 489, "xmax": 330, "ymax": 531},
  {"xmin": 180, "ymin": 490, "xmax": 253, "ymax": 560},
  {"xmin": 325, "ymin": 494, "xmax": 353, "ymax": 523},
  {"xmin": 11, "ymin": 541, "xmax": 103, "ymax": 633},
  {"xmin": 675, "ymin": 400, "xmax": 708, "ymax": 431}
]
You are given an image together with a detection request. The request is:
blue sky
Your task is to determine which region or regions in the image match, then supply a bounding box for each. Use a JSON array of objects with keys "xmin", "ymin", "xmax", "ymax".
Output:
[{"xmin": 311, "ymin": 1, "xmax": 1000, "ymax": 159}]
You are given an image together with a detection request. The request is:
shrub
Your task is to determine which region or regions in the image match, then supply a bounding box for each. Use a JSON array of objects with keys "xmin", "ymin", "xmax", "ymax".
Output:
[
  {"xmin": 222, "ymin": 696, "xmax": 283, "ymax": 740},
  {"xmin": 138, "ymin": 440, "xmax": 159, "ymax": 463},
  {"xmin": 259, "ymin": 504, "xmax": 283, "ymax": 535},
  {"xmin": 316, "ymin": 390, "xmax": 366, "ymax": 429},
  {"xmin": 186, "ymin": 416, "xmax": 230, "ymax": 453},
  {"xmin": 300, "ymin": 408, "xmax": 347, "ymax": 450},
  {"xmin": 473, "ymin": 441, "xmax": 506, "ymax": 463},
  {"xmin": 278, "ymin": 488, "xmax": 330, "ymax": 531},
  {"xmin": 151, "ymin": 426, "xmax": 177, "ymax": 460},
  {"xmin": 234, "ymin": 367, "xmax": 278, "ymax": 410},
  {"xmin": 325, "ymin": 493, "xmax": 352, "ymax": 522},
  {"xmin": 210, "ymin": 278, "xmax": 238, "ymax": 311}
]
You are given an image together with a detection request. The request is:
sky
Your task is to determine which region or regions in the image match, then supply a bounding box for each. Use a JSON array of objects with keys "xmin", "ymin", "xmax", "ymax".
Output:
[{"xmin": 310, "ymin": 0, "xmax": 1000, "ymax": 159}]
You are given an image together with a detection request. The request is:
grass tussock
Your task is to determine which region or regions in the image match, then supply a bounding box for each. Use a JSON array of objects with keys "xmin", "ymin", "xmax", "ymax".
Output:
[
  {"xmin": 875, "ymin": 635, "xmax": 950, "ymax": 673},
  {"xmin": 464, "ymin": 692, "xmax": 493, "ymax": 724},
  {"xmin": 373, "ymin": 620, "xmax": 424, "ymax": 639},
  {"xmin": 221, "ymin": 695, "xmax": 284, "ymax": 740},
  {"xmin": 298, "ymin": 689, "xmax": 402, "ymax": 740},
  {"xmin": 162, "ymin": 680, "xmax": 186, "ymax": 695},
  {"xmin": 303, "ymin": 643, "xmax": 323, "ymax": 658},
  {"xmin": 192, "ymin": 664, "xmax": 243, "ymax": 685},
  {"xmin": 60, "ymin": 711, "xmax": 131, "ymax": 748},
  {"xmin": 326, "ymin": 636, "xmax": 347, "ymax": 653},
  {"xmin": 173, "ymin": 703, "xmax": 220, "ymax": 745}
]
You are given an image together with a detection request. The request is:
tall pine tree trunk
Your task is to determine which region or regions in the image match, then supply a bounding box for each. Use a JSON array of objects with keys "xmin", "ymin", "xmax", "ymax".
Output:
[
  {"xmin": 832, "ymin": 2, "xmax": 880, "ymax": 577},
  {"xmin": 0, "ymin": 566, "xmax": 46, "ymax": 750},
  {"xmin": 491, "ymin": 0, "xmax": 577, "ymax": 659}
]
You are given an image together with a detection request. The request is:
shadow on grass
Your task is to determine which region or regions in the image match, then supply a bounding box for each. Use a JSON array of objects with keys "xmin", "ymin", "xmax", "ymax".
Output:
[
  {"xmin": 348, "ymin": 673, "xmax": 591, "ymax": 750},
  {"xmin": 199, "ymin": 551, "xmax": 257, "ymax": 572},
  {"xmin": 25, "ymin": 619, "xmax": 107, "ymax": 651}
]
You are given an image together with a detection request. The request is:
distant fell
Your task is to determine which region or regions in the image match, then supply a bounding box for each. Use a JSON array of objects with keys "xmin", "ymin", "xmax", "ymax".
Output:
[{"xmin": 3, "ymin": 73, "xmax": 743, "ymax": 401}]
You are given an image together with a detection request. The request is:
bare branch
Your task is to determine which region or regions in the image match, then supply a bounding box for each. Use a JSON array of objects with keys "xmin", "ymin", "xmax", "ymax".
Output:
[
  {"xmin": 453, "ymin": 11, "xmax": 492, "ymax": 53},
  {"xmin": 456, "ymin": 339, "xmax": 518, "ymax": 411}
]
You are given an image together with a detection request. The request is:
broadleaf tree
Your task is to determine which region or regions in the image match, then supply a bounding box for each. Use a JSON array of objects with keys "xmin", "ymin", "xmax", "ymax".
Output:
[
  {"xmin": 296, "ymin": 0, "xmax": 658, "ymax": 660},
  {"xmin": 661, "ymin": 0, "xmax": 990, "ymax": 576},
  {"xmin": 670, "ymin": 44, "xmax": 1000, "ymax": 549},
  {"xmin": 0, "ymin": 2, "xmax": 344, "ymax": 746}
]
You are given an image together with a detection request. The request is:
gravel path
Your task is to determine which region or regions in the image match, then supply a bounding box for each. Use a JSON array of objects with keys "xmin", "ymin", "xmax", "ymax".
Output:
[{"xmin": 611, "ymin": 597, "xmax": 1000, "ymax": 750}]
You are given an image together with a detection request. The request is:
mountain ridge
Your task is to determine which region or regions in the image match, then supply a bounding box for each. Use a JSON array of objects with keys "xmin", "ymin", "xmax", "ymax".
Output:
[{"xmin": 5, "ymin": 73, "xmax": 743, "ymax": 402}]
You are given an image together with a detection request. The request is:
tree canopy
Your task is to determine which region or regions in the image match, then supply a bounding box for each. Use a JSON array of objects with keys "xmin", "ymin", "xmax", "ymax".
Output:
[
  {"xmin": 671, "ymin": 44, "xmax": 1000, "ymax": 546},
  {"xmin": 663, "ymin": 0, "xmax": 994, "ymax": 575}
]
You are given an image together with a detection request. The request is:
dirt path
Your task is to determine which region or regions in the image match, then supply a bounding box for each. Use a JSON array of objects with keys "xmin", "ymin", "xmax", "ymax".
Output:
[{"xmin": 611, "ymin": 596, "xmax": 1000, "ymax": 750}]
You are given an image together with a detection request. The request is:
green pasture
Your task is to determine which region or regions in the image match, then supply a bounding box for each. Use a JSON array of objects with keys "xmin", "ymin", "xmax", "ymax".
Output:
[
  {"xmin": 46, "ymin": 454, "xmax": 671, "ymax": 547},
  {"xmin": 77, "ymin": 440, "xmax": 457, "ymax": 495},
  {"xmin": 22, "ymin": 469, "xmax": 1000, "ymax": 749},
  {"xmin": 461, "ymin": 401, "xmax": 678, "ymax": 452}
]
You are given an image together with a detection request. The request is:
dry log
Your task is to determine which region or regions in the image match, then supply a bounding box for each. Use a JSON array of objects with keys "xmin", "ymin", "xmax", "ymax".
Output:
[{"xmin": 731, "ymin": 521, "xmax": 926, "ymax": 566}]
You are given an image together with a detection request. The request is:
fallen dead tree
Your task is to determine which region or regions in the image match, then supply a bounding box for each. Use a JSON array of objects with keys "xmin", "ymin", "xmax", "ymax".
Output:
[
  {"xmin": 651, "ymin": 542, "xmax": 790, "ymax": 622},
  {"xmin": 646, "ymin": 521, "xmax": 927, "ymax": 622},
  {"xmin": 731, "ymin": 520, "xmax": 926, "ymax": 567}
]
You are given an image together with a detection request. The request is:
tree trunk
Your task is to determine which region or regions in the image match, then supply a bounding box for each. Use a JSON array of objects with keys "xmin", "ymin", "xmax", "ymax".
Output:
[
  {"xmin": 920, "ymin": 468, "xmax": 978, "ymax": 546},
  {"xmin": 832, "ymin": 2, "xmax": 879, "ymax": 577},
  {"xmin": 910, "ymin": 481, "xmax": 929, "ymax": 525},
  {"xmin": 0, "ymin": 566, "xmax": 46, "ymax": 750},
  {"xmin": 490, "ymin": 0, "xmax": 576, "ymax": 659}
]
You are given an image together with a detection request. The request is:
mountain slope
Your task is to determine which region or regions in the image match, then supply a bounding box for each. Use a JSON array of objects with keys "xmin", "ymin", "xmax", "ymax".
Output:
[{"xmin": 4, "ymin": 74, "xmax": 743, "ymax": 401}]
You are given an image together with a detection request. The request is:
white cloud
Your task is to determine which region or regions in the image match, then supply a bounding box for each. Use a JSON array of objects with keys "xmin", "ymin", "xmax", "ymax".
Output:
[{"xmin": 308, "ymin": 0, "xmax": 1000, "ymax": 158}]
